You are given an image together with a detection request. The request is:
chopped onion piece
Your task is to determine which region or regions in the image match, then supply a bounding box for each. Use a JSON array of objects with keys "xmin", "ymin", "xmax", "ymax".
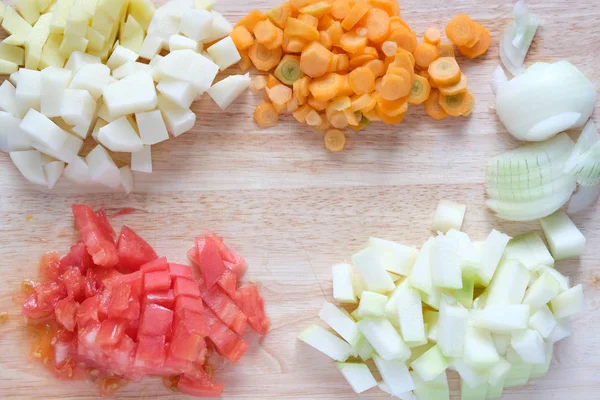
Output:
[
  {"xmin": 568, "ymin": 184, "xmax": 600, "ymax": 214},
  {"xmin": 539, "ymin": 210, "xmax": 586, "ymax": 260},
  {"xmin": 491, "ymin": 66, "xmax": 508, "ymax": 96}
]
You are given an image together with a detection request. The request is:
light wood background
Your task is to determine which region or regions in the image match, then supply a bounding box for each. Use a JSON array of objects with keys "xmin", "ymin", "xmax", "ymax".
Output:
[{"xmin": 1, "ymin": 0, "xmax": 599, "ymax": 398}]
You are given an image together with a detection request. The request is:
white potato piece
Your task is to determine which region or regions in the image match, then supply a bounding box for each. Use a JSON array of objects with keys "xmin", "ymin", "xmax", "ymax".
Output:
[
  {"xmin": 180, "ymin": 8, "xmax": 213, "ymax": 42},
  {"xmin": 2, "ymin": 7, "xmax": 32, "ymax": 46},
  {"xmin": 106, "ymin": 45, "xmax": 139, "ymax": 70},
  {"xmin": 204, "ymin": 10, "xmax": 233, "ymax": 43},
  {"xmin": 32, "ymin": 133, "xmax": 83, "ymax": 164},
  {"xmin": 120, "ymin": 165, "xmax": 134, "ymax": 194},
  {"xmin": 40, "ymin": 66, "xmax": 73, "ymax": 118},
  {"xmin": 431, "ymin": 199, "xmax": 466, "ymax": 233},
  {"xmin": 65, "ymin": 51, "xmax": 101, "ymax": 73},
  {"xmin": 103, "ymin": 72, "xmax": 157, "ymax": 116},
  {"xmin": 206, "ymin": 36, "xmax": 241, "ymax": 71},
  {"xmin": 98, "ymin": 116, "xmax": 144, "ymax": 153},
  {"xmin": 0, "ymin": 60, "xmax": 18, "ymax": 75},
  {"xmin": 0, "ymin": 42, "xmax": 25, "ymax": 65},
  {"xmin": 20, "ymin": 109, "xmax": 70, "ymax": 151},
  {"xmin": 121, "ymin": 15, "xmax": 144, "ymax": 53},
  {"xmin": 70, "ymin": 64, "xmax": 112, "ymax": 100},
  {"xmin": 207, "ymin": 74, "xmax": 251, "ymax": 110},
  {"xmin": 129, "ymin": 0, "xmax": 156, "ymax": 31},
  {"xmin": 157, "ymin": 79, "xmax": 197, "ymax": 109},
  {"xmin": 43, "ymin": 160, "xmax": 65, "ymax": 189},
  {"xmin": 63, "ymin": 156, "xmax": 91, "ymax": 185},
  {"xmin": 157, "ymin": 95, "xmax": 196, "ymax": 137},
  {"xmin": 131, "ymin": 145, "xmax": 152, "ymax": 173},
  {"xmin": 14, "ymin": 0, "xmax": 40, "ymax": 25},
  {"xmin": 157, "ymin": 49, "xmax": 219, "ymax": 94},
  {"xmin": 169, "ymin": 34, "xmax": 198, "ymax": 52},
  {"xmin": 10, "ymin": 150, "xmax": 47, "ymax": 186},
  {"xmin": 0, "ymin": 80, "xmax": 27, "ymax": 118},
  {"xmin": 61, "ymin": 89, "xmax": 96, "ymax": 132},
  {"xmin": 112, "ymin": 61, "xmax": 152, "ymax": 80},
  {"xmin": 85, "ymin": 144, "xmax": 121, "ymax": 189},
  {"xmin": 0, "ymin": 111, "xmax": 33, "ymax": 152},
  {"xmin": 139, "ymin": 35, "xmax": 166, "ymax": 60},
  {"xmin": 15, "ymin": 68, "xmax": 42, "ymax": 111}
]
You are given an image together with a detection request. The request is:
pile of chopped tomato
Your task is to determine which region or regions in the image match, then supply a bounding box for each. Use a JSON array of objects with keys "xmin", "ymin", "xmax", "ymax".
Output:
[{"xmin": 22, "ymin": 204, "xmax": 269, "ymax": 397}]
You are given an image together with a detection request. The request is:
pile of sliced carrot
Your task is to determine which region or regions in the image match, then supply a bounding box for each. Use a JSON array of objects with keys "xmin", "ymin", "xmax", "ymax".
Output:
[
  {"xmin": 233, "ymin": 1, "xmax": 490, "ymax": 151},
  {"xmin": 446, "ymin": 14, "xmax": 491, "ymax": 59}
]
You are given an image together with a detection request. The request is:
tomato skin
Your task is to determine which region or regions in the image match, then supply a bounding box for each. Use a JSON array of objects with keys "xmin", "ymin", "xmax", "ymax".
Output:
[
  {"xmin": 143, "ymin": 270, "xmax": 172, "ymax": 292},
  {"xmin": 192, "ymin": 237, "xmax": 226, "ymax": 289},
  {"xmin": 173, "ymin": 277, "xmax": 201, "ymax": 298},
  {"xmin": 139, "ymin": 304, "xmax": 173, "ymax": 336},
  {"xmin": 54, "ymin": 297, "xmax": 79, "ymax": 331},
  {"xmin": 72, "ymin": 205, "xmax": 119, "ymax": 268},
  {"xmin": 116, "ymin": 226, "xmax": 158, "ymax": 272}
]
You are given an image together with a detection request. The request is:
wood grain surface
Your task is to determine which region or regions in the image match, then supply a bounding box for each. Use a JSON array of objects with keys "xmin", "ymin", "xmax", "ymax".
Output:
[{"xmin": 1, "ymin": 0, "xmax": 599, "ymax": 398}]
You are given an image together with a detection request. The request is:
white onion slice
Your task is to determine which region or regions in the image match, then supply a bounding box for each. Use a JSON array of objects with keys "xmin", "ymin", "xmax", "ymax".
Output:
[
  {"xmin": 491, "ymin": 66, "xmax": 508, "ymax": 95},
  {"xmin": 528, "ymin": 112, "xmax": 581, "ymax": 141},
  {"xmin": 564, "ymin": 120, "xmax": 600, "ymax": 187},
  {"xmin": 500, "ymin": 1, "xmax": 539, "ymax": 76}
]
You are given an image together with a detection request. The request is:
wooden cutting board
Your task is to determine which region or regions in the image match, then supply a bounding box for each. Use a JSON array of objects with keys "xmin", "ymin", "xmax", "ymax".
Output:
[{"xmin": 0, "ymin": 0, "xmax": 599, "ymax": 398}]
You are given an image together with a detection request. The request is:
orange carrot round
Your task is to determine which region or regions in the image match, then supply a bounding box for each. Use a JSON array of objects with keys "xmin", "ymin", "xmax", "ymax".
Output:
[
  {"xmin": 457, "ymin": 26, "xmax": 491, "ymax": 59},
  {"xmin": 445, "ymin": 14, "xmax": 477, "ymax": 46},
  {"xmin": 438, "ymin": 91, "xmax": 470, "ymax": 117},
  {"xmin": 332, "ymin": 0, "xmax": 352, "ymax": 21},
  {"xmin": 300, "ymin": 41, "xmax": 334, "ymax": 78},
  {"xmin": 231, "ymin": 26, "xmax": 255, "ymax": 50},
  {"xmin": 254, "ymin": 19, "xmax": 279, "ymax": 45},
  {"xmin": 428, "ymin": 57, "xmax": 461, "ymax": 86},
  {"xmin": 438, "ymin": 72, "xmax": 468, "ymax": 96},
  {"xmin": 413, "ymin": 42, "xmax": 439, "ymax": 69},
  {"xmin": 364, "ymin": 8, "xmax": 390, "ymax": 43},
  {"xmin": 340, "ymin": 32, "xmax": 368, "ymax": 54},
  {"xmin": 424, "ymin": 90, "xmax": 448, "ymax": 120},
  {"xmin": 381, "ymin": 69, "xmax": 412, "ymax": 100},
  {"xmin": 408, "ymin": 75, "xmax": 431, "ymax": 105},
  {"xmin": 424, "ymin": 27, "xmax": 441, "ymax": 45},
  {"xmin": 324, "ymin": 129, "xmax": 346, "ymax": 152},
  {"xmin": 364, "ymin": 59, "xmax": 385, "ymax": 77},
  {"xmin": 254, "ymin": 103, "xmax": 279, "ymax": 128},
  {"xmin": 341, "ymin": 2, "xmax": 371, "ymax": 31},
  {"xmin": 249, "ymin": 43, "xmax": 283, "ymax": 71},
  {"xmin": 386, "ymin": 26, "xmax": 417, "ymax": 53},
  {"xmin": 349, "ymin": 67, "xmax": 375, "ymax": 95}
]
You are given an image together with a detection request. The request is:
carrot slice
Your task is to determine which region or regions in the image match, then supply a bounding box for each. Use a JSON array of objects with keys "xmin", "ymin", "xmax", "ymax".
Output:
[
  {"xmin": 368, "ymin": 0, "xmax": 400, "ymax": 17},
  {"xmin": 308, "ymin": 96, "xmax": 329, "ymax": 111},
  {"xmin": 231, "ymin": 26, "xmax": 255, "ymax": 51},
  {"xmin": 332, "ymin": 0, "xmax": 352, "ymax": 20},
  {"xmin": 284, "ymin": 18, "xmax": 320, "ymax": 42},
  {"xmin": 408, "ymin": 75, "xmax": 431, "ymax": 105},
  {"xmin": 424, "ymin": 27, "xmax": 441, "ymax": 45},
  {"xmin": 438, "ymin": 91, "xmax": 470, "ymax": 117},
  {"xmin": 267, "ymin": 74, "xmax": 280, "ymax": 88},
  {"xmin": 319, "ymin": 15, "xmax": 336, "ymax": 30},
  {"xmin": 327, "ymin": 21, "xmax": 344, "ymax": 46},
  {"xmin": 364, "ymin": 59, "xmax": 385, "ymax": 77},
  {"xmin": 283, "ymin": 37, "xmax": 306, "ymax": 53},
  {"xmin": 377, "ymin": 107, "xmax": 406, "ymax": 124},
  {"xmin": 300, "ymin": 41, "xmax": 334, "ymax": 78},
  {"xmin": 236, "ymin": 9, "xmax": 267, "ymax": 32},
  {"xmin": 332, "ymin": 53, "xmax": 350, "ymax": 72},
  {"xmin": 341, "ymin": 2, "xmax": 371, "ymax": 31},
  {"xmin": 329, "ymin": 111, "xmax": 349, "ymax": 129},
  {"xmin": 299, "ymin": 1, "xmax": 333, "ymax": 18},
  {"xmin": 428, "ymin": 57, "xmax": 461, "ymax": 86},
  {"xmin": 298, "ymin": 13, "xmax": 319, "ymax": 29},
  {"xmin": 265, "ymin": 28, "xmax": 284, "ymax": 50},
  {"xmin": 438, "ymin": 72, "xmax": 468, "ymax": 96},
  {"xmin": 329, "ymin": 96, "xmax": 352, "ymax": 112},
  {"xmin": 348, "ymin": 66, "xmax": 375, "ymax": 95},
  {"xmin": 424, "ymin": 89, "xmax": 448, "ymax": 120},
  {"xmin": 338, "ymin": 74, "xmax": 354, "ymax": 97},
  {"xmin": 250, "ymin": 75, "xmax": 267, "ymax": 93},
  {"xmin": 273, "ymin": 101, "xmax": 287, "ymax": 113},
  {"xmin": 344, "ymin": 109, "xmax": 359, "ymax": 126},
  {"xmin": 386, "ymin": 26, "xmax": 417, "ymax": 53},
  {"xmin": 350, "ymin": 93, "xmax": 372, "ymax": 112},
  {"xmin": 249, "ymin": 43, "xmax": 283, "ymax": 71},
  {"xmin": 376, "ymin": 94, "xmax": 408, "ymax": 117},
  {"xmin": 254, "ymin": 19, "xmax": 279, "ymax": 45},
  {"xmin": 305, "ymin": 109, "xmax": 324, "ymax": 126},
  {"xmin": 438, "ymin": 42, "xmax": 455, "ymax": 58},
  {"xmin": 380, "ymin": 69, "xmax": 412, "ymax": 100},
  {"xmin": 309, "ymin": 72, "xmax": 345, "ymax": 102},
  {"xmin": 340, "ymin": 32, "xmax": 368, "ymax": 54},
  {"xmin": 363, "ymin": 107, "xmax": 381, "ymax": 122},
  {"xmin": 266, "ymin": 3, "xmax": 292, "ymax": 28},
  {"xmin": 445, "ymin": 14, "xmax": 477, "ymax": 47},
  {"xmin": 239, "ymin": 50, "xmax": 252, "ymax": 72},
  {"xmin": 364, "ymin": 8, "xmax": 390, "ymax": 43},
  {"xmin": 389, "ymin": 16, "xmax": 410, "ymax": 31},
  {"xmin": 461, "ymin": 91, "xmax": 475, "ymax": 117},
  {"xmin": 413, "ymin": 42, "xmax": 439, "ymax": 69},
  {"xmin": 324, "ymin": 129, "xmax": 346, "ymax": 152},
  {"xmin": 319, "ymin": 30, "xmax": 333, "ymax": 50},
  {"xmin": 274, "ymin": 55, "xmax": 304, "ymax": 85},
  {"xmin": 316, "ymin": 118, "xmax": 332, "ymax": 131},
  {"xmin": 254, "ymin": 103, "xmax": 279, "ymax": 128},
  {"xmin": 287, "ymin": 98, "xmax": 299, "ymax": 113},
  {"xmin": 393, "ymin": 51, "xmax": 415, "ymax": 76},
  {"xmin": 457, "ymin": 26, "xmax": 491, "ymax": 59},
  {"xmin": 290, "ymin": 0, "xmax": 314, "ymax": 10},
  {"xmin": 292, "ymin": 104, "xmax": 314, "ymax": 123}
]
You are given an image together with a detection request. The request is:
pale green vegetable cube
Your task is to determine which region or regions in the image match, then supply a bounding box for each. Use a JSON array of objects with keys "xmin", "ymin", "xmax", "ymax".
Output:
[
  {"xmin": 412, "ymin": 370, "xmax": 450, "ymax": 400},
  {"xmin": 470, "ymin": 304, "xmax": 530, "ymax": 333},
  {"xmin": 431, "ymin": 234, "xmax": 463, "ymax": 289},
  {"xmin": 332, "ymin": 263, "xmax": 357, "ymax": 304},
  {"xmin": 407, "ymin": 341, "xmax": 434, "ymax": 365},
  {"xmin": 540, "ymin": 210, "xmax": 586, "ymax": 260},
  {"xmin": 357, "ymin": 318, "xmax": 410, "ymax": 361},
  {"xmin": 353, "ymin": 334, "xmax": 375, "ymax": 361},
  {"xmin": 452, "ymin": 359, "xmax": 489, "ymax": 389},
  {"xmin": 504, "ymin": 347, "xmax": 532, "ymax": 387},
  {"xmin": 356, "ymin": 291, "xmax": 387, "ymax": 318},
  {"xmin": 298, "ymin": 325, "xmax": 355, "ymax": 362},
  {"xmin": 529, "ymin": 305, "xmax": 558, "ymax": 338},
  {"xmin": 336, "ymin": 362, "xmax": 378, "ymax": 394},
  {"xmin": 486, "ymin": 380, "xmax": 504, "ymax": 399},
  {"xmin": 319, "ymin": 302, "xmax": 361, "ymax": 347},
  {"xmin": 431, "ymin": 200, "xmax": 466, "ymax": 233},
  {"xmin": 409, "ymin": 237, "xmax": 435, "ymax": 294},
  {"xmin": 352, "ymin": 247, "xmax": 396, "ymax": 293},
  {"xmin": 530, "ymin": 341, "xmax": 553, "ymax": 379},
  {"xmin": 368, "ymin": 237, "xmax": 418, "ymax": 276},
  {"xmin": 485, "ymin": 259, "xmax": 529, "ymax": 305},
  {"xmin": 437, "ymin": 299, "xmax": 468, "ymax": 357},
  {"xmin": 550, "ymin": 284, "xmax": 584, "ymax": 319},
  {"xmin": 411, "ymin": 345, "xmax": 450, "ymax": 382},
  {"xmin": 445, "ymin": 276, "xmax": 475, "ymax": 308},
  {"xmin": 460, "ymin": 378, "xmax": 488, "ymax": 400},
  {"xmin": 522, "ymin": 271, "xmax": 561, "ymax": 313},
  {"xmin": 548, "ymin": 318, "xmax": 571, "ymax": 343},
  {"xmin": 478, "ymin": 230, "xmax": 511, "ymax": 285},
  {"xmin": 373, "ymin": 354, "xmax": 415, "ymax": 396},
  {"xmin": 464, "ymin": 327, "xmax": 499, "ymax": 369},
  {"xmin": 504, "ymin": 232, "xmax": 554, "ymax": 269}
]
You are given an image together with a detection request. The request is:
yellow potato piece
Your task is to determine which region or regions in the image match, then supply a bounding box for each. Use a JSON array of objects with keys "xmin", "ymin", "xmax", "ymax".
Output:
[{"xmin": 26, "ymin": 13, "xmax": 52, "ymax": 70}]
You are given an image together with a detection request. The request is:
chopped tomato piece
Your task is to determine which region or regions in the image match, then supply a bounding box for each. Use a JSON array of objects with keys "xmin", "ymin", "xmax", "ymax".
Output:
[
  {"xmin": 72, "ymin": 204, "xmax": 119, "ymax": 268},
  {"xmin": 96, "ymin": 208, "xmax": 116, "ymax": 242},
  {"xmin": 54, "ymin": 297, "xmax": 79, "ymax": 331},
  {"xmin": 113, "ymin": 334, "xmax": 137, "ymax": 374},
  {"xmin": 124, "ymin": 317, "xmax": 140, "ymax": 341},
  {"xmin": 35, "ymin": 282, "xmax": 67, "ymax": 310},
  {"xmin": 114, "ymin": 270, "xmax": 143, "ymax": 299},
  {"xmin": 204, "ymin": 309, "xmax": 248, "ymax": 363},
  {"xmin": 96, "ymin": 319, "xmax": 126, "ymax": 348},
  {"xmin": 61, "ymin": 267, "xmax": 85, "ymax": 301},
  {"xmin": 191, "ymin": 236, "xmax": 226, "ymax": 289},
  {"xmin": 235, "ymin": 285, "xmax": 270, "ymax": 335},
  {"xmin": 144, "ymin": 270, "xmax": 172, "ymax": 292},
  {"xmin": 22, "ymin": 293, "xmax": 54, "ymax": 320},
  {"xmin": 120, "ymin": 296, "xmax": 141, "ymax": 321},
  {"xmin": 177, "ymin": 371, "xmax": 224, "ymax": 397},
  {"xmin": 169, "ymin": 328, "xmax": 206, "ymax": 362},
  {"xmin": 59, "ymin": 242, "xmax": 92, "ymax": 275},
  {"xmin": 173, "ymin": 277, "xmax": 200, "ymax": 298},
  {"xmin": 145, "ymin": 290, "xmax": 176, "ymax": 309},
  {"xmin": 199, "ymin": 282, "xmax": 247, "ymax": 335},
  {"xmin": 140, "ymin": 257, "xmax": 169, "ymax": 274},
  {"xmin": 174, "ymin": 309, "xmax": 210, "ymax": 337},
  {"xmin": 168, "ymin": 263, "xmax": 194, "ymax": 279},
  {"xmin": 139, "ymin": 304, "xmax": 173, "ymax": 336},
  {"xmin": 39, "ymin": 252, "xmax": 62, "ymax": 282},
  {"xmin": 217, "ymin": 269, "xmax": 238, "ymax": 298},
  {"xmin": 175, "ymin": 296, "xmax": 204, "ymax": 314},
  {"xmin": 135, "ymin": 335, "xmax": 166, "ymax": 371},
  {"xmin": 77, "ymin": 296, "xmax": 100, "ymax": 327},
  {"xmin": 116, "ymin": 225, "xmax": 158, "ymax": 272},
  {"xmin": 108, "ymin": 282, "xmax": 131, "ymax": 318}
]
